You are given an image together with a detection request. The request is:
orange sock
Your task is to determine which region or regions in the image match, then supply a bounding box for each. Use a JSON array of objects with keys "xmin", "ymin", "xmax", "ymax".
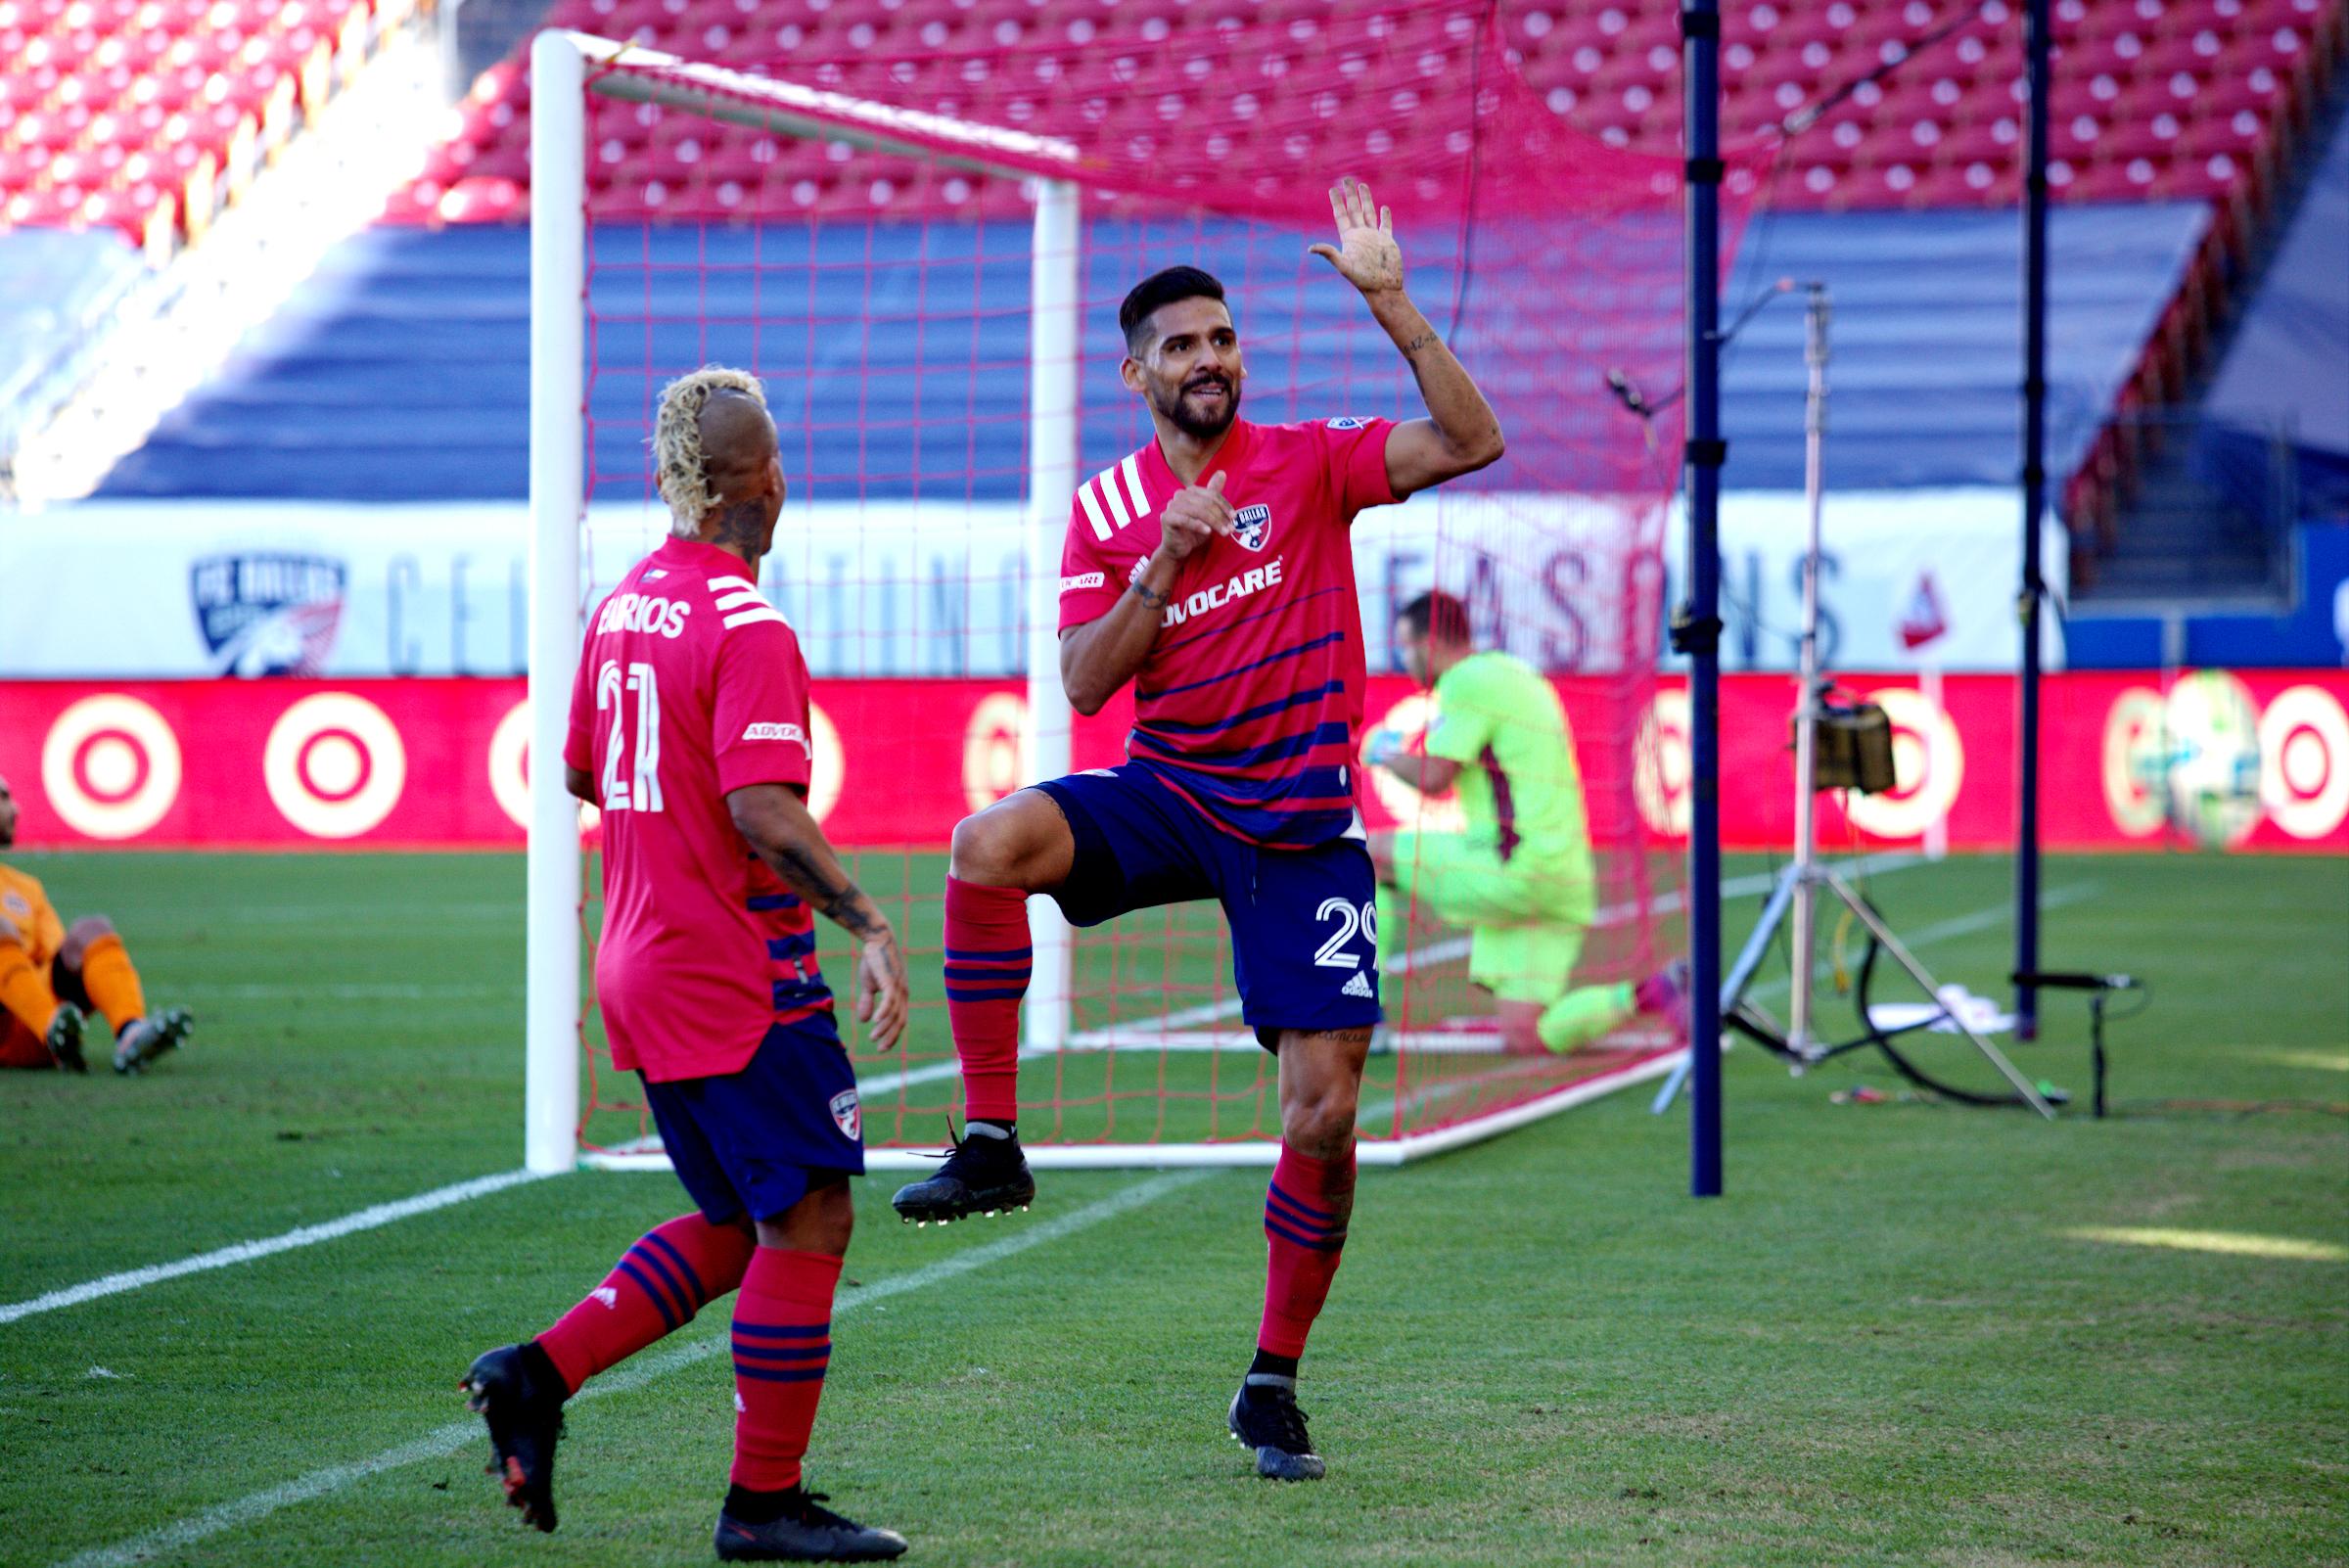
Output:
[
  {"xmin": 0, "ymin": 941, "xmax": 60, "ymax": 1040},
  {"xmin": 76, "ymin": 933, "xmax": 146, "ymax": 1034}
]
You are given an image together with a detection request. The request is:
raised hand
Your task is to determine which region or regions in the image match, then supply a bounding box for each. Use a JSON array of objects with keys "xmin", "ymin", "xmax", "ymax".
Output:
[
  {"xmin": 1155, "ymin": 470, "xmax": 1233, "ymax": 566},
  {"xmin": 1308, "ymin": 175, "xmax": 1404, "ymax": 296}
]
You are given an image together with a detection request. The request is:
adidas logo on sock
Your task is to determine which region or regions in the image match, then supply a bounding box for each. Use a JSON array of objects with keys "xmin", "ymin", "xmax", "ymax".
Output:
[
  {"xmin": 591, "ymin": 1287, "xmax": 619, "ymax": 1309},
  {"xmin": 1341, "ymin": 971, "xmax": 1373, "ymax": 998}
]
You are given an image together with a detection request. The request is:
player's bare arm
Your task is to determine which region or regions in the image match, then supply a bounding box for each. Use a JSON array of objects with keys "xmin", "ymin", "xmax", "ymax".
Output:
[
  {"xmin": 727, "ymin": 782, "xmax": 910, "ymax": 1051},
  {"xmin": 1058, "ymin": 471, "xmax": 1233, "ymax": 714},
  {"xmin": 565, "ymin": 765, "xmax": 594, "ymax": 804},
  {"xmin": 1309, "ymin": 175, "xmax": 1505, "ymax": 499}
]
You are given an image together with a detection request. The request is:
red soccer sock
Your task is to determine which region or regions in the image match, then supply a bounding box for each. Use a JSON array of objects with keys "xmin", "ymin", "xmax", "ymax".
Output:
[
  {"xmin": 536, "ymin": 1212, "xmax": 755, "ymax": 1394},
  {"xmin": 1258, "ymin": 1142, "xmax": 1355, "ymax": 1360},
  {"xmin": 943, "ymin": 875, "xmax": 1030, "ymax": 1125},
  {"xmin": 730, "ymin": 1246, "xmax": 843, "ymax": 1493}
]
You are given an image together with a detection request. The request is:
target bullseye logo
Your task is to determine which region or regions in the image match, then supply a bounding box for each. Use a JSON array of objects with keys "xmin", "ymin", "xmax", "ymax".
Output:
[
  {"xmin": 2257, "ymin": 684, "xmax": 2349, "ymax": 841},
  {"xmin": 1635, "ymin": 689, "xmax": 1691, "ymax": 838},
  {"xmin": 488, "ymin": 699, "xmax": 531, "ymax": 830},
  {"xmin": 264, "ymin": 693, "xmax": 407, "ymax": 839},
  {"xmin": 40, "ymin": 694, "xmax": 183, "ymax": 840},
  {"xmin": 806, "ymin": 700, "xmax": 844, "ymax": 824},
  {"xmin": 962, "ymin": 693, "xmax": 1030, "ymax": 813}
]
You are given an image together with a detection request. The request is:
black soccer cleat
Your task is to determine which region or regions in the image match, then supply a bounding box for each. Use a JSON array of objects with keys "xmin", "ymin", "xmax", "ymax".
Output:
[
  {"xmin": 714, "ymin": 1488, "xmax": 908, "ymax": 1562},
  {"xmin": 1228, "ymin": 1374, "xmax": 1327, "ymax": 1482},
  {"xmin": 112, "ymin": 1007, "xmax": 192, "ymax": 1075},
  {"xmin": 44, "ymin": 1005, "xmax": 88, "ymax": 1074},
  {"xmin": 890, "ymin": 1129, "xmax": 1036, "ymax": 1225},
  {"xmin": 462, "ymin": 1343, "xmax": 567, "ymax": 1532}
]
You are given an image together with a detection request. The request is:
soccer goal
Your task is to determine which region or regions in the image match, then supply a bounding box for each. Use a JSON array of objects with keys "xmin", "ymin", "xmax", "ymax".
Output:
[{"xmin": 523, "ymin": 15, "xmax": 1689, "ymax": 1176}]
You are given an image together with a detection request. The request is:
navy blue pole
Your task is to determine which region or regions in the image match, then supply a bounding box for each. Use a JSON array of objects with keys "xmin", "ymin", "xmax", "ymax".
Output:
[
  {"xmin": 2015, "ymin": 0, "xmax": 2051, "ymax": 1039},
  {"xmin": 1682, "ymin": 0, "xmax": 1726, "ymax": 1195}
]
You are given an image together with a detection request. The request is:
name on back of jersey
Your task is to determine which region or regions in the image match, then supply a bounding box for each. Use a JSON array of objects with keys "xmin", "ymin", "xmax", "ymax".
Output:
[{"xmin": 596, "ymin": 591, "xmax": 691, "ymax": 639}]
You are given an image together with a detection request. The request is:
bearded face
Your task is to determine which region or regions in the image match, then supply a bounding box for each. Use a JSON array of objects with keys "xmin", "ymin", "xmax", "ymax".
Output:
[{"xmin": 1128, "ymin": 297, "xmax": 1245, "ymax": 441}]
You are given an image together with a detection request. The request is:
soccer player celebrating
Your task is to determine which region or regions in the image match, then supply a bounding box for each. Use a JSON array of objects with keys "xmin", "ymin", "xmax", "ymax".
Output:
[
  {"xmin": 891, "ymin": 177, "xmax": 1504, "ymax": 1481},
  {"xmin": 463, "ymin": 368, "xmax": 911, "ymax": 1563},
  {"xmin": 0, "ymin": 773, "xmax": 192, "ymax": 1075},
  {"xmin": 1365, "ymin": 590, "xmax": 1688, "ymax": 1056}
]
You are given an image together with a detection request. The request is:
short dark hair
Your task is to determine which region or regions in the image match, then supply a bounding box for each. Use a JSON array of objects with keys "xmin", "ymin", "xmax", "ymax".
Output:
[
  {"xmin": 1399, "ymin": 589, "xmax": 1471, "ymax": 645},
  {"xmin": 1119, "ymin": 265, "xmax": 1226, "ymax": 352}
]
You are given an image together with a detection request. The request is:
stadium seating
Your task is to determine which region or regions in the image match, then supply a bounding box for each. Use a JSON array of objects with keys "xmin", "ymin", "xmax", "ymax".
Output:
[
  {"xmin": 89, "ymin": 201, "xmax": 2208, "ymax": 498},
  {"xmin": 387, "ymin": 0, "xmax": 2346, "ymax": 224},
  {"xmin": 0, "ymin": 0, "xmax": 422, "ymax": 247}
]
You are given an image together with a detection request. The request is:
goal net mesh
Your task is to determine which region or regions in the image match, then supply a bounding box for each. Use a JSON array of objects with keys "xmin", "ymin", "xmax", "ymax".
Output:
[{"xmin": 557, "ymin": 0, "xmax": 1699, "ymax": 1159}]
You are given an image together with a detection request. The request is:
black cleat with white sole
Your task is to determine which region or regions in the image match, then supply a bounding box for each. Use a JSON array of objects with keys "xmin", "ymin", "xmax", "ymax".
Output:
[
  {"xmin": 714, "ymin": 1488, "xmax": 908, "ymax": 1562},
  {"xmin": 890, "ymin": 1128, "xmax": 1035, "ymax": 1225},
  {"xmin": 45, "ymin": 1005, "xmax": 87, "ymax": 1074},
  {"xmin": 112, "ymin": 1007, "xmax": 193, "ymax": 1075},
  {"xmin": 1228, "ymin": 1374, "xmax": 1326, "ymax": 1481},
  {"xmin": 462, "ymin": 1342, "xmax": 567, "ymax": 1532}
]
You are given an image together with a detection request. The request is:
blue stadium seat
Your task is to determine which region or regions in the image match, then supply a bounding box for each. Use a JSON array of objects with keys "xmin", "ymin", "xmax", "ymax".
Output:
[{"xmin": 91, "ymin": 203, "xmax": 2209, "ymax": 501}]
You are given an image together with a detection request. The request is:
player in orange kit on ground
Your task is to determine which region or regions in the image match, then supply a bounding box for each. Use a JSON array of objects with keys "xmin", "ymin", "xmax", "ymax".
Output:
[{"xmin": 0, "ymin": 773, "xmax": 193, "ymax": 1075}]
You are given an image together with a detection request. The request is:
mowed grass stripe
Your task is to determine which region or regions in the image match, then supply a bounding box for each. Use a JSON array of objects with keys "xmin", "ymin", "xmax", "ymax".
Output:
[{"xmin": 53, "ymin": 1170, "xmax": 1210, "ymax": 1568}]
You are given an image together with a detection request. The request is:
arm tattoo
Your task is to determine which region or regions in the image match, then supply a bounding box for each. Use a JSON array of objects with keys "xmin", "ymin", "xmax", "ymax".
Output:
[
  {"xmin": 772, "ymin": 844, "xmax": 887, "ymax": 939},
  {"xmin": 1130, "ymin": 579, "xmax": 1171, "ymax": 612},
  {"xmin": 1400, "ymin": 331, "xmax": 1439, "ymax": 357}
]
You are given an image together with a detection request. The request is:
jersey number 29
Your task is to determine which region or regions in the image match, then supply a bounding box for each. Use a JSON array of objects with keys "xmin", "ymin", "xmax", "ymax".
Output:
[{"xmin": 597, "ymin": 660, "xmax": 664, "ymax": 812}]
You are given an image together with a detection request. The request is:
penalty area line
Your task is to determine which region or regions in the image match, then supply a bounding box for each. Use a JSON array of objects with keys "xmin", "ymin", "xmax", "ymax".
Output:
[
  {"xmin": 52, "ymin": 1170, "xmax": 1211, "ymax": 1568},
  {"xmin": 0, "ymin": 1169, "xmax": 550, "ymax": 1329}
]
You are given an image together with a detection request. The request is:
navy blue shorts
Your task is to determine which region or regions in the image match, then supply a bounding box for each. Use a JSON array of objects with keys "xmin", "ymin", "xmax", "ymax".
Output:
[
  {"xmin": 1034, "ymin": 762, "xmax": 1382, "ymax": 1050},
  {"xmin": 642, "ymin": 1017, "xmax": 865, "ymax": 1224}
]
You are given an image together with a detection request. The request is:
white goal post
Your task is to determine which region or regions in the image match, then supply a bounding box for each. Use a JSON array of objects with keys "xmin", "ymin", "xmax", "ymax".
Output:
[{"xmin": 524, "ymin": 28, "xmax": 1079, "ymax": 1176}]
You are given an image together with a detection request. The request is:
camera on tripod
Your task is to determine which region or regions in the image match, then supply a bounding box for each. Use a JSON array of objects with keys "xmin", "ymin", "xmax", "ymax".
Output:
[{"xmin": 1803, "ymin": 694, "xmax": 1897, "ymax": 795}]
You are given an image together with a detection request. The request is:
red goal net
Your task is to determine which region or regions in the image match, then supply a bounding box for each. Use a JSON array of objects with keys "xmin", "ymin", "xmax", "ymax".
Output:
[{"xmin": 525, "ymin": 0, "xmax": 1704, "ymax": 1168}]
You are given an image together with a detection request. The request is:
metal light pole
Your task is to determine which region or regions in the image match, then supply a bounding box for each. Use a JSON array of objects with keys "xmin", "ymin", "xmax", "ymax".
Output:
[
  {"xmin": 2015, "ymin": 0, "xmax": 2052, "ymax": 1039},
  {"xmin": 1682, "ymin": 0, "xmax": 1727, "ymax": 1196}
]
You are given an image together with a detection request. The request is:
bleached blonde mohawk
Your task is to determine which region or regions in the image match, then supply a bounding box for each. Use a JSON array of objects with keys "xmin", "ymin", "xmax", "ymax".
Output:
[{"xmin": 653, "ymin": 364, "xmax": 767, "ymax": 535}]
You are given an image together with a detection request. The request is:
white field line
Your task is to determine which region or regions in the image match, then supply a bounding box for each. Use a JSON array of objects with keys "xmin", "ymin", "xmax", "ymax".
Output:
[
  {"xmin": 172, "ymin": 982, "xmax": 524, "ymax": 1000},
  {"xmin": 0, "ymin": 1170, "xmax": 549, "ymax": 1328},
  {"xmin": 52, "ymin": 1171, "xmax": 1209, "ymax": 1568}
]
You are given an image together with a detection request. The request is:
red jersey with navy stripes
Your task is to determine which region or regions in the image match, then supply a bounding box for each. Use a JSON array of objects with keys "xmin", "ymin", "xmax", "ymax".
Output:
[
  {"xmin": 564, "ymin": 535, "xmax": 833, "ymax": 1084},
  {"xmin": 1057, "ymin": 416, "xmax": 1397, "ymax": 848}
]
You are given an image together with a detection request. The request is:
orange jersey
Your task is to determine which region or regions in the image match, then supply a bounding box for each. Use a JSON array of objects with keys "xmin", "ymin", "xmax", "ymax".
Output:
[{"xmin": 0, "ymin": 862, "xmax": 65, "ymax": 966}]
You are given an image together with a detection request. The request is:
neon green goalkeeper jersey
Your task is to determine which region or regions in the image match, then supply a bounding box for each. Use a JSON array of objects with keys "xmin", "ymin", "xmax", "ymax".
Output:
[{"xmin": 1421, "ymin": 649, "xmax": 1595, "ymax": 919}]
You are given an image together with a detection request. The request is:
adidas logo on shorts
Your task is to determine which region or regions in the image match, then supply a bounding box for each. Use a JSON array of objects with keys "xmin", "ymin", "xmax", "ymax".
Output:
[{"xmin": 1340, "ymin": 971, "xmax": 1374, "ymax": 999}]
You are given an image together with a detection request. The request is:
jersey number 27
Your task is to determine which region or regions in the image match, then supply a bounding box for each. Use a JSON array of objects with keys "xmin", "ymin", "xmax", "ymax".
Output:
[{"xmin": 597, "ymin": 659, "xmax": 664, "ymax": 812}]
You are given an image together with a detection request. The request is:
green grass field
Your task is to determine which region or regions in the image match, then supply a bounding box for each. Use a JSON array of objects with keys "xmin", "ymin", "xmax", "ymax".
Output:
[{"xmin": 1, "ymin": 850, "xmax": 2343, "ymax": 1567}]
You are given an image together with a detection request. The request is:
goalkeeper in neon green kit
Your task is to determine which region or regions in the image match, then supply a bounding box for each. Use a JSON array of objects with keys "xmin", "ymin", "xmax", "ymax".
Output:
[{"xmin": 1365, "ymin": 591, "xmax": 1687, "ymax": 1056}]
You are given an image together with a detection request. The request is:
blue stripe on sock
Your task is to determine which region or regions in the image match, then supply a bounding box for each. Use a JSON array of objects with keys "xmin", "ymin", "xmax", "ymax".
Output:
[
  {"xmin": 1264, "ymin": 1216, "xmax": 1346, "ymax": 1253},
  {"xmin": 1267, "ymin": 1179, "xmax": 1336, "ymax": 1223},
  {"xmin": 945, "ymin": 986, "xmax": 1030, "ymax": 1001},
  {"xmin": 626, "ymin": 1239, "xmax": 696, "ymax": 1317},
  {"xmin": 943, "ymin": 945, "xmax": 1033, "ymax": 963},
  {"xmin": 638, "ymin": 1230, "xmax": 707, "ymax": 1309},
  {"xmin": 732, "ymin": 1362, "xmax": 831, "ymax": 1383},
  {"xmin": 1265, "ymin": 1193, "xmax": 1339, "ymax": 1240},
  {"xmin": 730, "ymin": 1319, "xmax": 831, "ymax": 1341},
  {"xmin": 616, "ymin": 1258, "xmax": 684, "ymax": 1330}
]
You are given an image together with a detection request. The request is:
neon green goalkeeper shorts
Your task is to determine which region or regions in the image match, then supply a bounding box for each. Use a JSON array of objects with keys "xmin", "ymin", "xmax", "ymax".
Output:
[{"xmin": 1386, "ymin": 830, "xmax": 1595, "ymax": 1004}]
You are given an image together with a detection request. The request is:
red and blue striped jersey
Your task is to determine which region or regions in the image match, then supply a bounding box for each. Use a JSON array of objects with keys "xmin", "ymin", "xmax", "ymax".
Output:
[
  {"xmin": 1057, "ymin": 416, "xmax": 1397, "ymax": 848},
  {"xmin": 564, "ymin": 535, "xmax": 832, "ymax": 1084}
]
